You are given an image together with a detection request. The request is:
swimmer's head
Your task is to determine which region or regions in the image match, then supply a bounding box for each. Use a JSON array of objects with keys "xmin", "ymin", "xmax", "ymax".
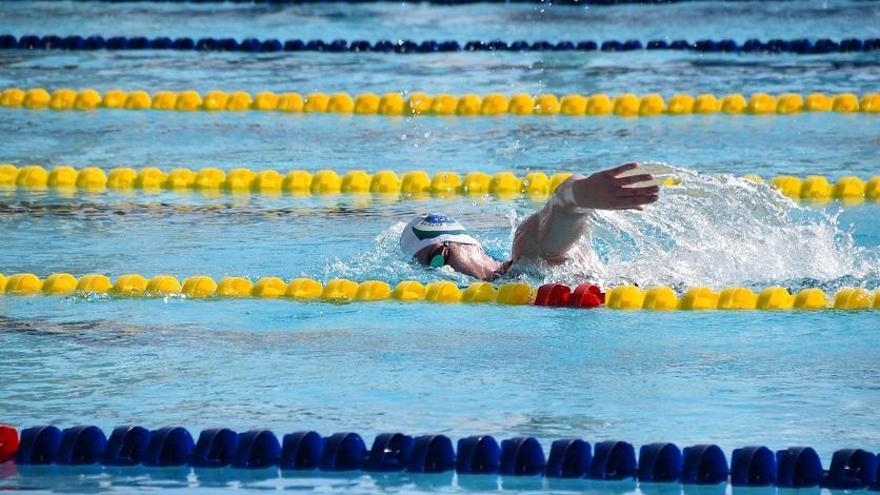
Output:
[
  {"xmin": 400, "ymin": 214, "xmax": 482, "ymax": 260},
  {"xmin": 400, "ymin": 213, "xmax": 506, "ymax": 279}
]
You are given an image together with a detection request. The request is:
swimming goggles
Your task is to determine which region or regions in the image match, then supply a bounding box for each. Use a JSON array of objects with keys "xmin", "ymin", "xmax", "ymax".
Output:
[{"xmin": 427, "ymin": 241, "xmax": 450, "ymax": 268}]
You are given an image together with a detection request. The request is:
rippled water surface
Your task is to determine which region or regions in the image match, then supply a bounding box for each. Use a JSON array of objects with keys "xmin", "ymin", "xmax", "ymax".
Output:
[{"xmin": 1, "ymin": 1, "xmax": 879, "ymax": 493}]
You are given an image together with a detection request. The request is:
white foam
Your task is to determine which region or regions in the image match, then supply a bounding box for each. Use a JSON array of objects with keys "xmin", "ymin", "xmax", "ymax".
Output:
[{"xmin": 544, "ymin": 165, "xmax": 875, "ymax": 290}]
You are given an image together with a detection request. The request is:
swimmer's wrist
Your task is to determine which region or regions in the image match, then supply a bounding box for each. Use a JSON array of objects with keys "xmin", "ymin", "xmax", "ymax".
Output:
[{"xmin": 551, "ymin": 181, "xmax": 590, "ymax": 214}]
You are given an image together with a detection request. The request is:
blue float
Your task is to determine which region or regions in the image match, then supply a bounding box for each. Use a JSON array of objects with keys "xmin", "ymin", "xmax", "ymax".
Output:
[
  {"xmin": 321, "ymin": 433, "xmax": 366, "ymax": 471},
  {"xmin": 730, "ymin": 446, "xmax": 776, "ymax": 486},
  {"xmin": 0, "ymin": 34, "xmax": 15, "ymax": 49},
  {"xmin": 280, "ymin": 431, "xmax": 323, "ymax": 470},
  {"xmin": 305, "ymin": 39, "xmax": 325, "ymax": 51},
  {"xmin": 145, "ymin": 427, "xmax": 194, "ymax": 467},
  {"xmin": 695, "ymin": 39, "xmax": 719, "ymax": 52},
  {"xmin": 682, "ymin": 444, "xmax": 728, "ymax": 484},
  {"xmin": 742, "ymin": 39, "xmax": 765, "ymax": 52},
  {"xmin": 530, "ymin": 40, "xmax": 553, "ymax": 51},
  {"xmin": 813, "ymin": 38, "xmax": 839, "ymax": 54},
  {"xmin": 408, "ymin": 435, "xmax": 455, "ymax": 473},
  {"xmin": 17, "ymin": 35, "xmax": 40, "ymax": 50},
  {"xmin": 669, "ymin": 39, "xmax": 691, "ymax": 50},
  {"xmin": 128, "ymin": 37, "xmax": 150, "ymax": 49},
  {"xmin": 57, "ymin": 426, "xmax": 106, "ymax": 465},
  {"xmin": 261, "ymin": 39, "xmax": 282, "ymax": 52},
  {"xmin": 396, "ymin": 40, "xmax": 418, "ymax": 53},
  {"xmin": 107, "ymin": 36, "xmax": 128, "ymax": 50},
  {"xmin": 545, "ymin": 438, "xmax": 591, "ymax": 478},
  {"xmin": 487, "ymin": 40, "xmax": 508, "ymax": 51},
  {"xmin": 589, "ymin": 441, "xmax": 636, "ymax": 480},
  {"xmin": 195, "ymin": 37, "xmax": 216, "ymax": 50},
  {"xmin": 456, "ymin": 436, "xmax": 500, "ymax": 475},
  {"xmin": 350, "ymin": 40, "xmax": 371, "ymax": 52},
  {"xmin": 15, "ymin": 426, "xmax": 62, "ymax": 465},
  {"xmin": 234, "ymin": 430, "xmax": 280, "ymax": 469},
  {"xmin": 173, "ymin": 37, "xmax": 194, "ymax": 50},
  {"xmin": 372, "ymin": 40, "xmax": 393, "ymax": 52},
  {"xmin": 327, "ymin": 39, "xmax": 348, "ymax": 52},
  {"xmin": 418, "ymin": 40, "xmax": 439, "ymax": 52},
  {"xmin": 151, "ymin": 36, "xmax": 172, "ymax": 49},
  {"xmin": 554, "ymin": 41, "xmax": 574, "ymax": 51},
  {"xmin": 84, "ymin": 36, "xmax": 107, "ymax": 49},
  {"xmin": 766, "ymin": 39, "xmax": 790, "ymax": 52},
  {"xmin": 364, "ymin": 433, "xmax": 414, "ymax": 471},
  {"xmin": 824, "ymin": 449, "xmax": 877, "ymax": 489},
  {"xmin": 39, "ymin": 35, "xmax": 62, "ymax": 49},
  {"xmin": 718, "ymin": 39, "xmax": 738, "ymax": 52},
  {"xmin": 499, "ymin": 437, "xmax": 545, "ymax": 476},
  {"xmin": 103, "ymin": 426, "xmax": 151, "ymax": 466},
  {"xmin": 509, "ymin": 40, "xmax": 529, "ymax": 51},
  {"xmin": 577, "ymin": 41, "xmax": 597, "ymax": 51},
  {"xmin": 776, "ymin": 447, "xmax": 823, "ymax": 488},
  {"xmin": 647, "ymin": 40, "xmax": 668, "ymax": 50},
  {"xmin": 192, "ymin": 428, "xmax": 239, "ymax": 468},
  {"xmin": 61, "ymin": 35, "xmax": 85, "ymax": 50},
  {"xmin": 638, "ymin": 443, "xmax": 682, "ymax": 482},
  {"xmin": 216, "ymin": 38, "xmax": 239, "ymax": 51},
  {"xmin": 622, "ymin": 39, "xmax": 642, "ymax": 50},
  {"xmin": 240, "ymin": 38, "xmax": 260, "ymax": 52},
  {"xmin": 790, "ymin": 38, "xmax": 813, "ymax": 54},
  {"xmin": 284, "ymin": 39, "xmax": 305, "ymax": 51},
  {"xmin": 439, "ymin": 40, "xmax": 460, "ymax": 52},
  {"xmin": 601, "ymin": 40, "xmax": 622, "ymax": 51}
]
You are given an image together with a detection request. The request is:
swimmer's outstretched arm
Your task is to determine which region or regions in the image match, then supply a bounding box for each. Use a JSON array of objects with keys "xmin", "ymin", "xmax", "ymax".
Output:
[{"xmin": 511, "ymin": 163, "xmax": 659, "ymax": 264}]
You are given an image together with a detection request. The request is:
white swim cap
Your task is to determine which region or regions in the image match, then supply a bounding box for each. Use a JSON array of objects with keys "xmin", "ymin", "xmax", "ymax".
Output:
[{"xmin": 400, "ymin": 213, "xmax": 482, "ymax": 257}]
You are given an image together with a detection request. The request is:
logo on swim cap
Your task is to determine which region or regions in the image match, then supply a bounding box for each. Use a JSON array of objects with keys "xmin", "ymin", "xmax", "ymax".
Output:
[{"xmin": 400, "ymin": 213, "xmax": 482, "ymax": 257}]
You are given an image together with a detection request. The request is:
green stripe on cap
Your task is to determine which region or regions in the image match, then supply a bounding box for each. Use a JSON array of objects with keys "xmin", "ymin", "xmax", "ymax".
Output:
[{"xmin": 413, "ymin": 228, "xmax": 467, "ymax": 240}]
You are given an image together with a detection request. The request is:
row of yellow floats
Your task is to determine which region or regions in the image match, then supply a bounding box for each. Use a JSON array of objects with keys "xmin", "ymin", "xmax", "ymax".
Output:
[
  {"xmin": 1, "ymin": 272, "xmax": 877, "ymax": 310},
  {"xmin": 0, "ymin": 273, "xmax": 527, "ymax": 304},
  {"xmin": 3, "ymin": 164, "xmax": 880, "ymax": 201},
  {"xmin": 2, "ymin": 87, "xmax": 879, "ymax": 116},
  {"xmin": 765, "ymin": 175, "xmax": 880, "ymax": 202},
  {"xmin": 0, "ymin": 164, "xmax": 570, "ymax": 197},
  {"xmin": 607, "ymin": 285, "xmax": 879, "ymax": 310}
]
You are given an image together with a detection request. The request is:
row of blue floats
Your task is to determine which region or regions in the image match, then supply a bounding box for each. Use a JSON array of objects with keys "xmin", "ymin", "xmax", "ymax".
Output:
[
  {"xmin": 9, "ymin": 425, "xmax": 880, "ymax": 490},
  {"xmin": 2, "ymin": 35, "xmax": 879, "ymax": 54}
]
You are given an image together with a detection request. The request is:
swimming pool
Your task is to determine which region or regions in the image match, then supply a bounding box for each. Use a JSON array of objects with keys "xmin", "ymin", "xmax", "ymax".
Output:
[{"xmin": 1, "ymin": 0, "xmax": 879, "ymax": 493}]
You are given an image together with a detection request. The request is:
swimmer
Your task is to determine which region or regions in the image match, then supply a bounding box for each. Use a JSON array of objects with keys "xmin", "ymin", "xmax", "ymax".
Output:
[{"xmin": 400, "ymin": 162, "xmax": 659, "ymax": 280}]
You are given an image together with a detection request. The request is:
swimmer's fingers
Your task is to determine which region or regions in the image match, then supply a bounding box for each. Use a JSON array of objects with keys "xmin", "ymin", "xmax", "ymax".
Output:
[
  {"xmin": 614, "ymin": 173, "xmax": 654, "ymax": 186},
  {"xmin": 603, "ymin": 162, "xmax": 639, "ymax": 178},
  {"xmin": 615, "ymin": 185, "xmax": 660, "ymax": 197}
]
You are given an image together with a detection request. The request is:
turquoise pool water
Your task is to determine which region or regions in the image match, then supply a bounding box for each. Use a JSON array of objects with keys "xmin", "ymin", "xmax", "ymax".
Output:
[{"xmin": 1, "ymin": 1, "xmax": 879, "ymax": 493}]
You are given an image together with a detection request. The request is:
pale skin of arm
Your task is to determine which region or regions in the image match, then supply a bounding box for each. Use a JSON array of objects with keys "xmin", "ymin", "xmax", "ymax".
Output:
[{"xmin": 511, "ymin": 162, "xmax": 659, "ymax": 265}]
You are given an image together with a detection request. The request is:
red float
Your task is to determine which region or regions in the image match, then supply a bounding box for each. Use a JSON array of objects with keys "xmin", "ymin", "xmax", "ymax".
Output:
[
  {"xmin": 535, "ymin": 284, "xmax": 572, "ymax": 306},
  {"xmin": 570, "ymin": 284, "xmax": 604, "ymax": 308},
  {"xmin": 0, "ymin": 424, "xmax": 19, "ymax": 463}
]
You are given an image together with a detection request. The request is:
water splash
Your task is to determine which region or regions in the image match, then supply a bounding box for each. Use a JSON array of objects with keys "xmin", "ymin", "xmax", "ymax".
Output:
[
  {"xmin": 328, "ymin": 165, "xmax": 877, "ymax": 291},
  {"xmin": 545, "ymin": 164, "xmax": 876, "ymax": 291}
]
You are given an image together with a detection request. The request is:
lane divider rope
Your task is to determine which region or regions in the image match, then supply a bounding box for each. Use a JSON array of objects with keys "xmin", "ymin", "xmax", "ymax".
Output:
[
  {"xmin": 0, "ymin": 273, "xmax": 877, "ymax": 310},
  {"xmin": 2, "ymin": 165, "xmax": 879, "ymax": 202},
  {"xmin": 2, "ymin": 88, "xmax": 879, "ymax": 116},
  {"xmin": 0, "ymin": 423, "xmax": 877, "ymax": 490},
  {"xmin": 3, "ymin": 34, "xmax": 879, "ymax": 55}
]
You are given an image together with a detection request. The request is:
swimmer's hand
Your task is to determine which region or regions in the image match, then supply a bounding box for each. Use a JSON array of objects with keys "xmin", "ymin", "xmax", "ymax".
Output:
[{"xmin": 565, "ymin": 162, "xmax": 660, "ymax": 211}]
